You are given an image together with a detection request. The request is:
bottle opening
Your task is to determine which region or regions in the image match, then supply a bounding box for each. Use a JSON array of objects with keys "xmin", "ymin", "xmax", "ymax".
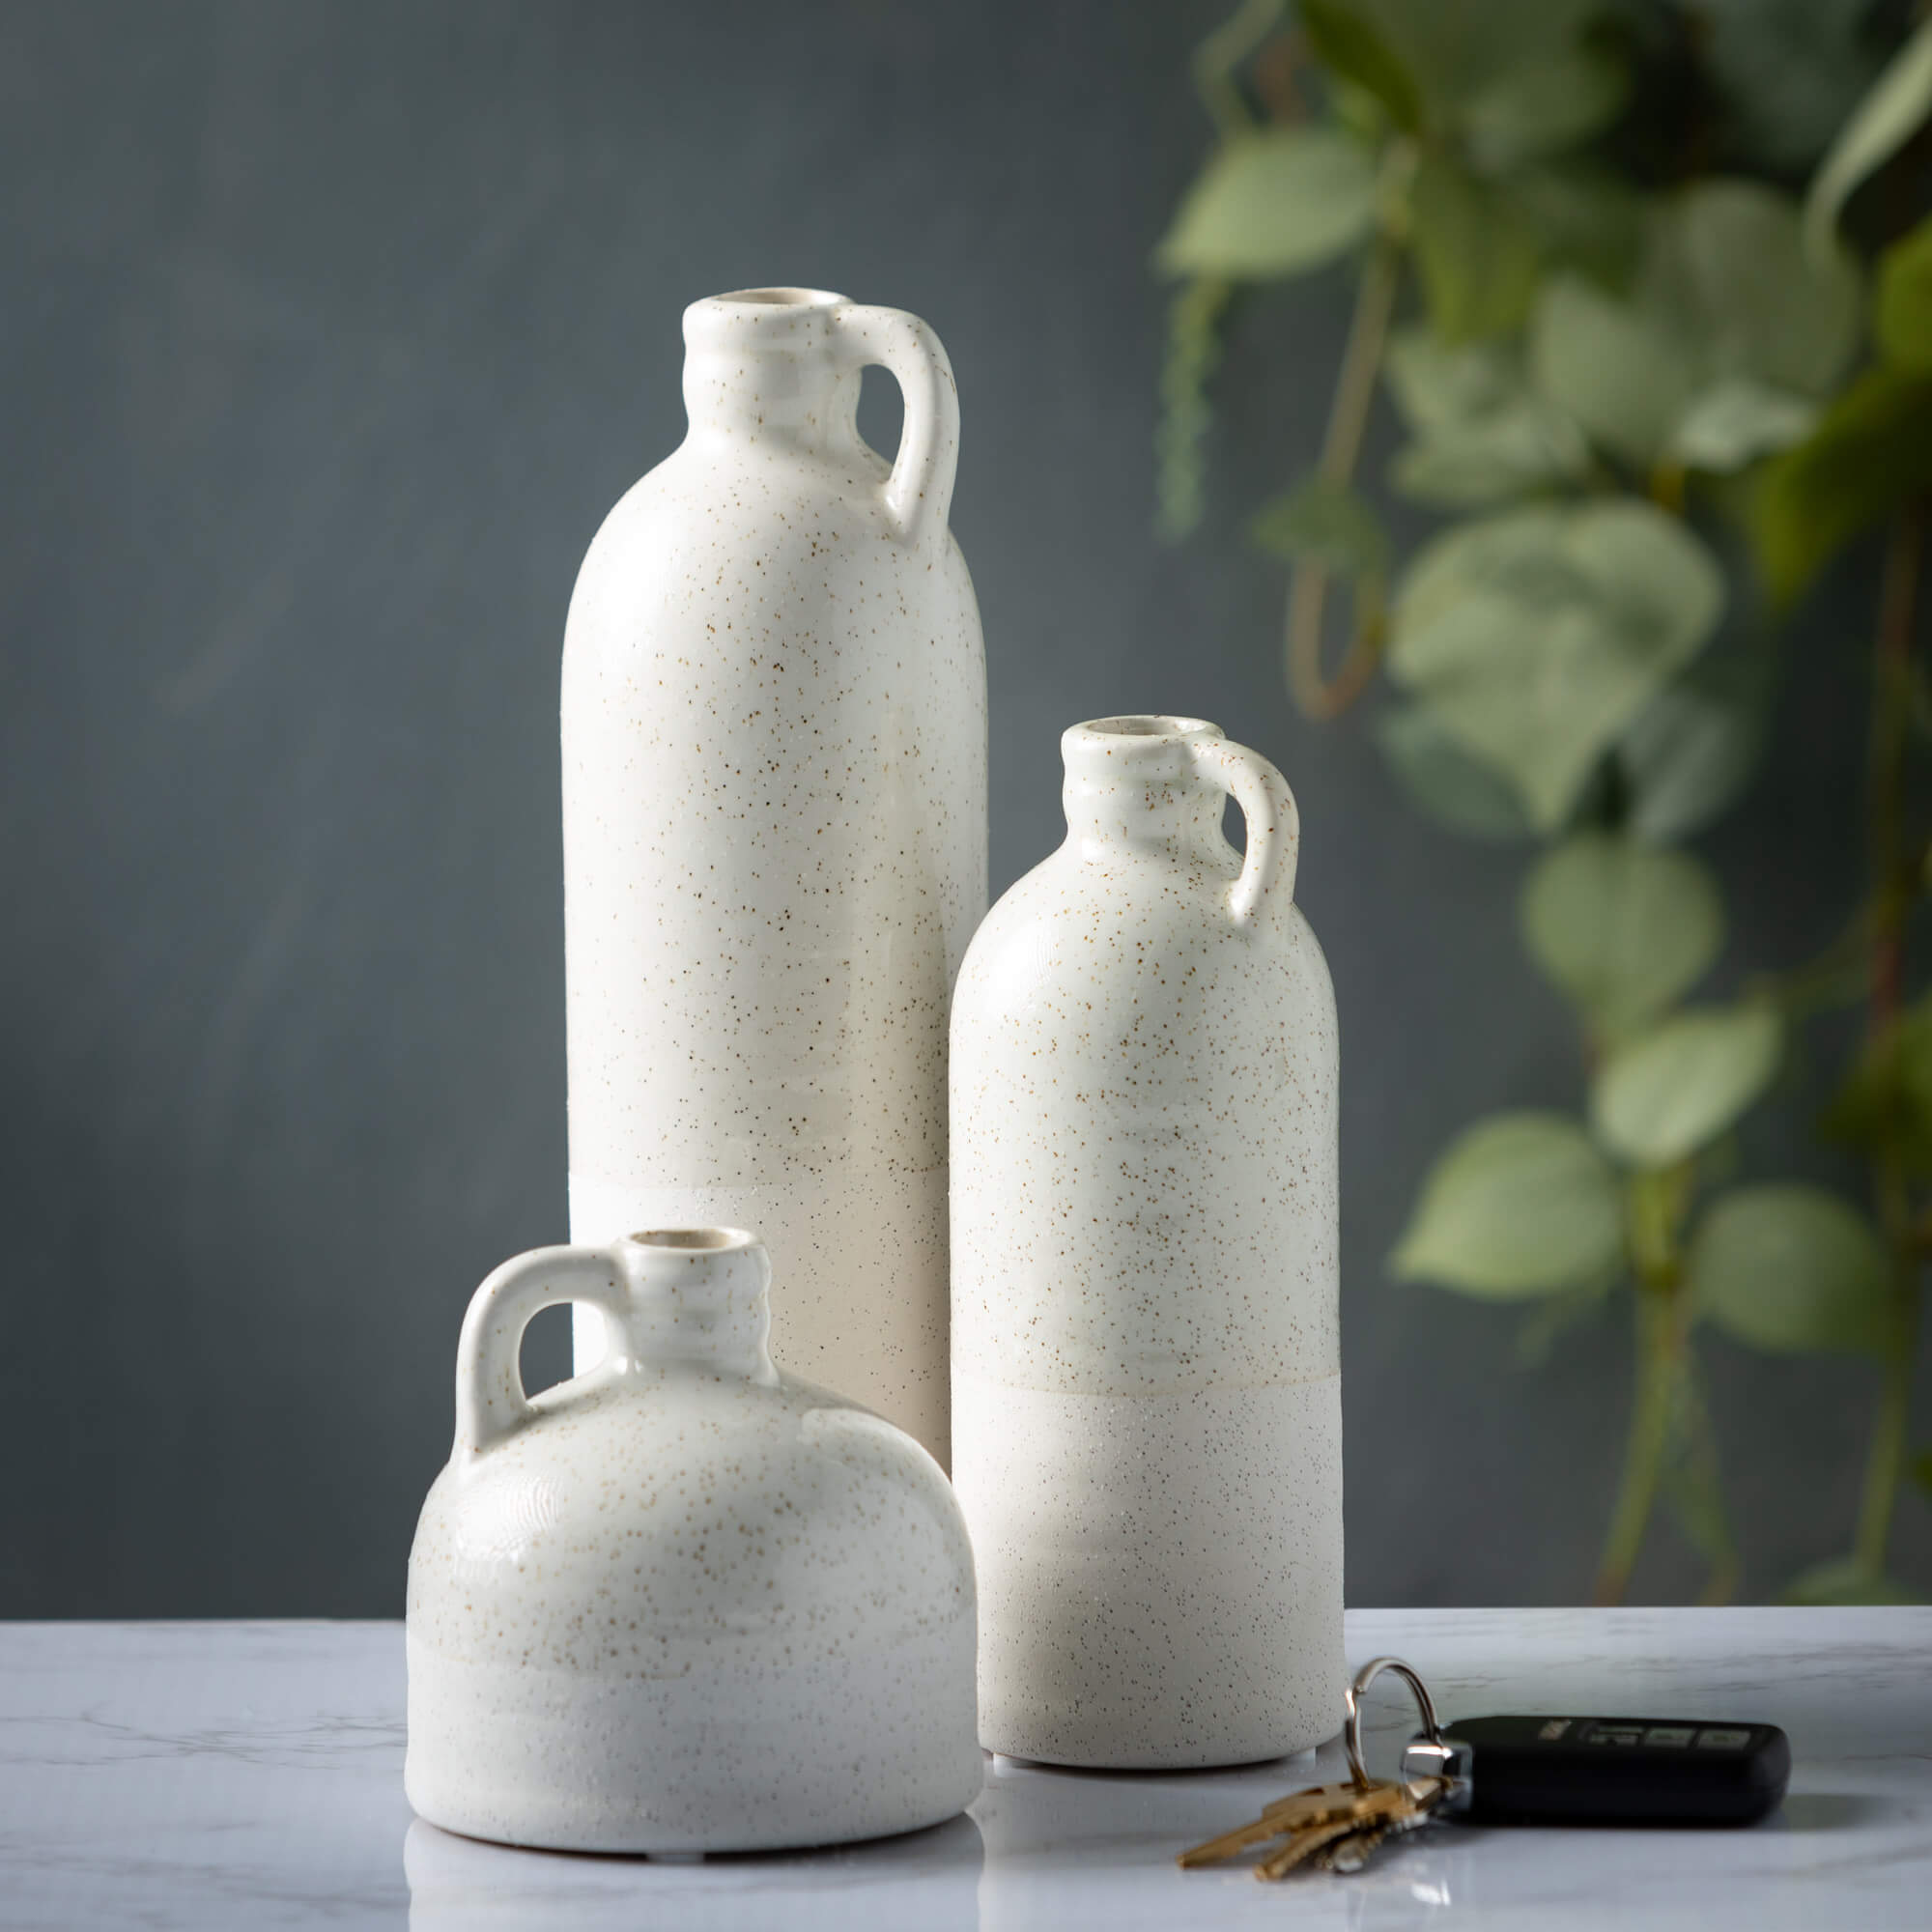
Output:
[
  {"xmin": 630, "ymin": 1227, "xmax": 754, "ymax": 1251},
  {"xmin": 709, "ymin": 286, "xmax": 844, "ymax": 308},
  {"xmin": 1074, "ymin": 714, "xmax": 1220, "ymax": 744}
]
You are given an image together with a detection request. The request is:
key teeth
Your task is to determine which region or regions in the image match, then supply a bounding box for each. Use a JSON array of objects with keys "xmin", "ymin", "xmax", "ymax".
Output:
[
  {"xmin": 1326, "ymin": 1826, "xmax": 1387, "ymax": 1874},
  {"xmin": 1182, "ymin": 1774, "xmax": 1448, "ymax": 1881}
]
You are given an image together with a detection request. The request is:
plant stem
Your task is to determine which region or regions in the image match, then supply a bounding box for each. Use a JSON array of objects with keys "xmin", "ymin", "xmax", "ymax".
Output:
[
  {"xmin": 1854, "ymin": 503, "xmax": 1926, "ymax": 1578},
  {"xmin": 1856, "ymin": 1298, "xmax": 1920, "ymax": 1572},
  {"xmin": 1594, "ymin": 1171, "xmax": 1686, "ymax": 1603},
  {"xmin": 1192, "ymin": 0, "xmax": 1287, "ymax": 135},
  {"xmin": 1286, "ymin": 231, "xmax": 1404, "ymax": 720},
  {"xmin": 1593, "ymin": 1164, "xmax": 1736, "ymax": 1604},
  {"xmin": 1867, "ymin": 509, "xmax": 1918, "ymax": 1025},
  {"xmin": 1594, "ymin": 1285, "xmax": 1678, "ymax": 1605}
]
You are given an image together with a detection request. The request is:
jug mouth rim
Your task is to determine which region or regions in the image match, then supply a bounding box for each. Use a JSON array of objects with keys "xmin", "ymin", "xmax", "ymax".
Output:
[
  {"xmin": 1065, "ymin": 714, "xmax": 1224, "ymax": 756},
  {"xmin": 683, "ymin": 289, "xmax": 854, "ymax": 355},
  {"xmin": 700, "ymin": 286, "xmax": 848, "ymax": 312},
  {"xmin": 624, "ymin": 1227, "xmax": 759, "ymax": 1253}
]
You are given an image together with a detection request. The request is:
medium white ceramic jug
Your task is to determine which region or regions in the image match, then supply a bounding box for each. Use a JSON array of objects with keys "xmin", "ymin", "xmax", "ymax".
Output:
[
  {"xmin": 561, "ymin": 288, "xmax": 986, "ymax": 1465},
  {"xmin": 951, "ymin": 715, "xmax": 1343, "ymax": 1768},
  {"xmin": 405, "ymin": 1227, "xmax": 980, "ymax": 1853}
]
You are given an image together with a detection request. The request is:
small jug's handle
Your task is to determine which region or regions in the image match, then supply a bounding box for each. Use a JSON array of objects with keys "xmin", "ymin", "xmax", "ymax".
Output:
[
  {"xmin": 1189, "ymin": 737, "xmax": 1300, "ymax": 925},
  {"xmin": 828, "ymin": 304, "xmax": 959, "ymax": 549},
  {"xmin": 453, "ymin": 1244, "xmax": 629, "ymax": 1461}
]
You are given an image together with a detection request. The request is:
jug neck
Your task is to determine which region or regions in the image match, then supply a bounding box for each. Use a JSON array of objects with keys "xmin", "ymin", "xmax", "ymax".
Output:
[
  {"xmin": 611, "ymin": 1229, "xmax": 777, "ymax": 1383},
  {"xmin": 681, "ymin": 288, "xmax": 863, "ymax": 455},
  {"xmin": 1062, "ymin": 715, "xmax": 1232, "ymax": 863}
]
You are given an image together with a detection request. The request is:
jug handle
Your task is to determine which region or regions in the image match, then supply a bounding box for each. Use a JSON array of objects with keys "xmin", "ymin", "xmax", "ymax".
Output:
[
  {"xmin": 453, "ymin": 1243, "xmax": 629, "ymax": 1460},
  {"xmin": 1189, "ymin": 737, "xmax": 1300, "ymax": 926},
  {"xmin": 828, "ymin": 304, "xmax": 959, "ymax": 549}
]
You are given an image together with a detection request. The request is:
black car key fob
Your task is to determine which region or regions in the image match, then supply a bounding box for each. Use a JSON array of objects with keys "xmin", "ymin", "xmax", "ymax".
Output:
[{"xmin": 1404, "ymin": 1715, "xmax": 1791, "ymax": 1826}]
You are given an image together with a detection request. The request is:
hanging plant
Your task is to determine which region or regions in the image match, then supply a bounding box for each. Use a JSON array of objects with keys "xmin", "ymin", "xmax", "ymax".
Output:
[{"xmin": 1158, "ymin": 0, "xmax": 1932, "ymax": 1604}]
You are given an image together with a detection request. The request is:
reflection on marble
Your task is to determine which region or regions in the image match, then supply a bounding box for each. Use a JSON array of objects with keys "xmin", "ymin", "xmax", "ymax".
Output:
[{"xmin": 0, "ymin": 1609, "xmax": 1927, "ymax": 1929}]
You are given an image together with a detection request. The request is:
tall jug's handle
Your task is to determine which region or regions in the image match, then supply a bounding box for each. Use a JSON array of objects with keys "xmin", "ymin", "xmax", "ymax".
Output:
[
  {"xmin": 828, "ymin": 304, "xmax": 960, "ymax": 549},
  {"xmin": 453, "ymin": 1243, "xmax": 629, "ymax": 1461},
  {"xmin": 1189, "ymin": 737, "xmax": 1300, "ymax": 926}
]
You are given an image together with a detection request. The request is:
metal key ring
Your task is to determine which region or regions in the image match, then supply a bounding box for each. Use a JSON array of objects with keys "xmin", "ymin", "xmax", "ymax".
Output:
[{"xmin": 1344, "ymin": 1656, "xmax": 1445, "ymax": 1788}]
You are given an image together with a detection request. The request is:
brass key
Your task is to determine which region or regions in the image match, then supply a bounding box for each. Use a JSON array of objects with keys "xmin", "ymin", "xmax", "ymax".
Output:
[
  {"xmin": 1179, "ymin": 1657, "xmax": 1463, "ymax": 1881},
  {"xmin": 1334, "ymin": 1801, "xmax": 1446, "ymax": 1874},
  {"xmin": 1252, "ymin": 1776, "xmax": 1440, "ymax": 1882},
  {"xmin": 1178, "ymin": 1775, "xmax": 1439, "ymax": 1877},
  {"xmin": 1175, "ymin": 1780, "xmax": 1378, "ymax": 1868}
]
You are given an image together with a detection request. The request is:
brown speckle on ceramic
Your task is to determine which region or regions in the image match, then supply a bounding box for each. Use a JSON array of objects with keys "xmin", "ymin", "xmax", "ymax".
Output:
[
  {"xmin": 405, "ymin": 1229, "xmax": 980, "ymax": 1853},
  {"xmin": 560, "ymin": 289, "xmax": 987, "ymax": 1466},
  {"xmin": 950, "ymin": 716, "xmax": 1344, "ymax": 1767}
]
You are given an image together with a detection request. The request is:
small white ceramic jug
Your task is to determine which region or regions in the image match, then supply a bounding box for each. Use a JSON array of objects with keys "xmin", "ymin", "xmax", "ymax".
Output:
[
  {"xmin": 406, "ymin": 1227, "xmax": 980, "ymax": 1853},
  {"xmin": 951, "ymin": 715, "xmax": 1343, "ymax": 1768}
]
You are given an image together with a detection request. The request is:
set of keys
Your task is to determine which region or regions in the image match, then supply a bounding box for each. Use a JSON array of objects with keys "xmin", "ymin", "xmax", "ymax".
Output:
[{"xmin": 1179, "ymin": 1656, "xmax": 1791, "ymax": 1882}]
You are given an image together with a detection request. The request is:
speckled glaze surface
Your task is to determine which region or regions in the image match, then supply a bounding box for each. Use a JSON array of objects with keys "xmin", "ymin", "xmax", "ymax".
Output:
[
  {"xmin": 405, "ymin": 1228, "xmax": 980, "ymax": 1853},
  {"xmin": 951, "ymin": 716, "xmax": 1343, "ymax": 1768},
  {"xmin": 560, "ymin": 288, "xmax": 987, "ymax": 1465}
]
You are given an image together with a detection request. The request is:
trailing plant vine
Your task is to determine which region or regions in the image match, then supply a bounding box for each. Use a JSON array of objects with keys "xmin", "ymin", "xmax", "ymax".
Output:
[{"xmin": 1159, "ymin": 0, "xmax": 1932, "ymax": 1603}]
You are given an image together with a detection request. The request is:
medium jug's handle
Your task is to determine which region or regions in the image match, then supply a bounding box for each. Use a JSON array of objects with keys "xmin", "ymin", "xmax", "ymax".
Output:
[
  {"xmin": 453, "ymin": 1243, "xmax": 629, "ymax": 1460},
  {"xmin": 828, "ymin": 304, "xmax": 959, "ymax": 549},
  {"xmin": 1189, "ymin": 737, "xmax": 1300, "ymax": 925}
]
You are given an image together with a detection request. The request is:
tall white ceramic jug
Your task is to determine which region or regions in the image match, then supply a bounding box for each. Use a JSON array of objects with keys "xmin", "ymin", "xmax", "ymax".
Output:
[
  {"xmin": 951, "ymin": 715, "xmax": 1343, "ymax": 1767},
  {"xmin": 561, "ymin": 289, "xmax": 987, "ymax": 1463}
]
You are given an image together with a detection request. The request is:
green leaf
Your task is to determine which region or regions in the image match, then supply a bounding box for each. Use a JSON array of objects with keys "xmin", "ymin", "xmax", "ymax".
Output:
[
  {"xmin": 1876, "ymin": 216, "xmax": 1932, "ymax": 373},
  {"xmin": 1821, "ymin": 996, "xmax": 1932, "ymax": 1177},
  {"xmin": 1754, "ymin": 365, "xmax": 1932, "ymax": 605},
  {"xmin": 1804, "ymin": 15, "xmax": 1932, "ymax": 260},
  {"xmin": 1300, "ymin": 0, "xmax": 1423, "ymax": 132},
  {"xmin": 1385, "ymin": 328, "xmax": 1592, "ymax": 505},
  {"xmin": 1591, "ymin": 1004, "xmax": 1783, "ymax": 1168},
  {"xmin": 1250, "ymin": 475, "xmax": 1390, "ymax": 576},
  {"xmin": 1508, "ymin": 161, "xmax": 1644, "ymax": 291},
  {"xmin": 1533, "ymin": 185, "xmax": 1859, "ymax": 470},
  {"xmin": 1388, "ymin": 432, "xmax": 1573, "ymax": 509},
  {"xmin": 1657, "ymin": 180, "xmax": 1861, "ymax": 400},
  {"xmin": 1530, "ymin": 273, "xmax": 1698, "ymax": 469},
  {"xmin": 1782, "ymin": 1556, "xmax": 1920, "ymax": 1606},
  {"xmin": 1668, "ymin": 379, "xmax": 1818, "ymax": 473},
  {"xmin": 1617, "ymin": 652, "xmax": 1771, "ymax": 842},
  {"xmin": 1462, "ymin": 42, "xmax": 1629, "ymax": 172},
  {"xmin": 1353, "ymin": 0, "xmax": 1603, "ymax": 116},
  {"xmin": 1156, "ymin": 128, "xmax": 1379, "ymax": 279},
  {"xmin": 1391, "ymin": 1111, "xmax": 1623, "ymax": 1297},
  {"xmin": 1689, "ymin": 1184, "xmax": 1891, "ymax": 1354},
  {"xmin": 1520, "ymin": 834, "xmax": 1722, "ymax": 1037},
  {"xmin": 1377, "ymin": 702, "xmax": 1535, "ymax": 839},
  {"xmin": 1385, "ymin": 327, "xmax": 1528, "ymax": 433},
  {"xmin": 1913, "ymin": 1448, "xmax": 1932, "ymax": 1499},
  {"xmin": 1388, "ymin": 501, "xmax": 1724, "ymax": 829},
  {"xmin": 1410, "ymin": 154, "xmax": 1541, "ymax": 342},
  {"xmin": 1701, "ymin": 0, "xmax": 1890, "ymax": 174}
]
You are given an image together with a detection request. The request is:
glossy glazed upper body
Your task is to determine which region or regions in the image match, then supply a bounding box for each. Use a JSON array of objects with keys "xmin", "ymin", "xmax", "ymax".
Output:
[
  {"xmin": 560, "ymin": 290, "xmax": 987, "ymax": 1463},
  {"xmin": 405, "ymin": 1229, "xmax": 980, "ymax": 1853}
]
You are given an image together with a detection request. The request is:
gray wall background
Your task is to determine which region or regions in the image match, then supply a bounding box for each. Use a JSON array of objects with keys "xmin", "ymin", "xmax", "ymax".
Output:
[{"xmin": 4, "ymin": 0, "xmax": 1923, "ymax": 1616}]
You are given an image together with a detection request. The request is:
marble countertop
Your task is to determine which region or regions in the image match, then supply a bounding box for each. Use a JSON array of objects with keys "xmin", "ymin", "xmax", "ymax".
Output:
[{"xmin": 1, "ymin": 1607, "xmax": 1926, "ymax": 1929}]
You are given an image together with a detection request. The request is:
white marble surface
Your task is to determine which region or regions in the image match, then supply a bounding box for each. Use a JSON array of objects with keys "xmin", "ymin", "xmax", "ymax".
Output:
[{"xmin": 0, "ymin": 1608, "xmax": 1926, "ymax": 1929}]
